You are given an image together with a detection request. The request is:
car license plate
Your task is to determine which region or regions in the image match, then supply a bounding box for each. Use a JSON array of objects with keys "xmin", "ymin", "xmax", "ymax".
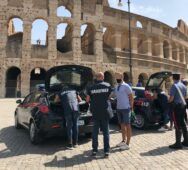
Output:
[{"xmin": 78, "ymin": 120, "xmax": 85, "ymax": 126}]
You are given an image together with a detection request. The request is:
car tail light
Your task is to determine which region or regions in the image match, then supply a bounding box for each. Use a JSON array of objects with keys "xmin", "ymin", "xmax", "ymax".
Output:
[
  {"xmin": 51, "ymin": 124, "xmax": 61, "ymax": 128},
  {"xmin": 39, "ymin": 105, "xmax": 49, "ymax": 114}
]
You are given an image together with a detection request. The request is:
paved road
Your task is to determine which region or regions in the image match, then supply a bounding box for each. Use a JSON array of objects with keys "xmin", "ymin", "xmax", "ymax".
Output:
[{"xmin": 0, "ymin": 99, "xmax": 188, "ymax": 170}]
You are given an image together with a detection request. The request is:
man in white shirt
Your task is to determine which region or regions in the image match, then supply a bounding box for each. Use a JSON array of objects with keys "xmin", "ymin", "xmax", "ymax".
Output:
[{"xmin": 113, "ymin": 73, "xmax": 134, "ymax": 150}]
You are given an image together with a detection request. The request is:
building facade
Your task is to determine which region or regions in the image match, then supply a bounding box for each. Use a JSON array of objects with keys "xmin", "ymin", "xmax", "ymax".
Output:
[{"xmin": 0, "ymin": 0, "xmax": 188, "ymax": 97}]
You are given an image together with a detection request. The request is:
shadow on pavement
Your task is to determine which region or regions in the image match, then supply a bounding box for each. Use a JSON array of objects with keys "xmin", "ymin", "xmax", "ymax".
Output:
[
  {"xmin": 44, "ymin": 147, "xmax": 123, "ymax": 168},
  {"xmin": 0, "ymin": 126, "xmax": 90, "ymax": 159},
  {"xmin": 0, "ymin": 124, "xmax": 169, "ymax": 159},
  {"xmin": 140, "ymin": 146, "xmax": 188, "ymax": 156}
]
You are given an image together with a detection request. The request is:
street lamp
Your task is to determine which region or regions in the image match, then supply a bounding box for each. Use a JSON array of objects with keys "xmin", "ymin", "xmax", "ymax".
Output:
[{"xmin": 118, "ymin": 0, "xmax": 133, "ymax": 84}]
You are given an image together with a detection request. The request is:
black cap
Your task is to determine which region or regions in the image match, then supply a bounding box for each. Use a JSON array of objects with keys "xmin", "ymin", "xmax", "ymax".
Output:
[{"xmin": 172, "ymin": 73, "xmax": 181, "ymax": 80}]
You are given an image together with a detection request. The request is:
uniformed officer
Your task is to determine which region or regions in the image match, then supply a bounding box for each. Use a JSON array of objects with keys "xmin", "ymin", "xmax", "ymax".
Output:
[
  {"xmin": 169, "ymin": 73, "xmax": 188, "ymax": 149},
  {"xmin": 86, "ymin": 72, "xmax": 112, "ymax": 158},
  {"xmin": 54, "ymin": 85, "xmax": 82, "ymax": 149}
]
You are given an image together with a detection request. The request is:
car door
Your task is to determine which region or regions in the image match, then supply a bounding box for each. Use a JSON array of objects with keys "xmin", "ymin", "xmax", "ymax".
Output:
[
  {"xmin": 23, "ymin": 92, "xmax": 41, "ymax": 127},
  {"xmin": 18, "ymin": 94, "xmax": 32, "ymax": 126}
]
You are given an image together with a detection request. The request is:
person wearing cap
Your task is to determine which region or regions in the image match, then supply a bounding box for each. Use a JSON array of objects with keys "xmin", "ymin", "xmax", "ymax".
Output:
[
  {"xmin": 168, "ymin": 73, "xmax": 188, "ymax": 149},
  {"xmin": 86, "ymin": 72, "xmax": 112, "ymax": 158}
]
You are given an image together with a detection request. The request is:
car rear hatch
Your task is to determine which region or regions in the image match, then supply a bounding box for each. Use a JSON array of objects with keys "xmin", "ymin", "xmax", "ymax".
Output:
[
  {"xmin": 145, "ymin": 71, "xmax": 172, "ymax": 90},
  {"xmin": 45, "ymin": 65, "xmax": 94, "ymax": 93}
]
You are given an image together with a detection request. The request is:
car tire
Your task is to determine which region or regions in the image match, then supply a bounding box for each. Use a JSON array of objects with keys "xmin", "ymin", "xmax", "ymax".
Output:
[
  {"xmin": 29, "ymin": 121, "xmax": 42, "ymax": 144},
  {"xmin": 14, "ymin": 113, "xmax": 22, "ymax": 129},
  {"xmin": 132, "ymin": 114, "xmax": 148, "ymax": 130}
]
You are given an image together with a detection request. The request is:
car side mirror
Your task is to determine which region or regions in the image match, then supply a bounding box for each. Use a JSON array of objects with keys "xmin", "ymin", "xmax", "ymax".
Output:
[{"xmin": 16, "ymin": 99, "xmax": 22, "ymax": 104}]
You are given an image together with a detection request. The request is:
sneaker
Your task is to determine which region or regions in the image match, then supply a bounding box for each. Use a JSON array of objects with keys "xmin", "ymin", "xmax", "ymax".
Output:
[
  {"xmin": 169, "ymin": 143, "xmax": 183, "ymax": 149},
  {"xmin": 182, "ymin": 141, "xmax": 188, "ymax": 147},
  {"xmin": 116, "ymin": 141, "xmax": 126, "ymax": 147},
  {"xmin": 66, "ymin": 144, "xmax": 73, "ymax": 150},
  {"xmin": 73, "ymin": 144, "xmax": 78, "ymax": 148},
  {"xmin": 158, "ymin": 127, "xmax": 168, "ymax": 132},
  {"xmin": 104, "ymin": 152, "xmax": 110, "ymax": 158},
  {"xmin": 91, "ymin": 151, "xmax": 97, "ymax": 157},
  {"xmin": 120, "ymin": 144, "xmax": 130, "ymax": 150}
]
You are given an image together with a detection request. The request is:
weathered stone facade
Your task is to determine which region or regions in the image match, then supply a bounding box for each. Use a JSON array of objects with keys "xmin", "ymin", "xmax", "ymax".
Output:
[{"xmin": 0, "ymin": 0, "xmax": 188, "ymax": 97}]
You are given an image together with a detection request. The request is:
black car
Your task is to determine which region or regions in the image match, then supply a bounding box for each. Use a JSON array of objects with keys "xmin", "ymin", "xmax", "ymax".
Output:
[
  {"xmin": 15, "ymin": 65, "xmax": 94, "ymax": 144},
  {"xmin": 110, "ymin": 71, "xmax": 173, "ymax": 129}
]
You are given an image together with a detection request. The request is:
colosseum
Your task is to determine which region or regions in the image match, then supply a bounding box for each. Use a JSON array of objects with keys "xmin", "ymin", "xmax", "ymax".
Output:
[{"xmin": 0, "ymin": 0, "xmax": 188, "ymax": 98}]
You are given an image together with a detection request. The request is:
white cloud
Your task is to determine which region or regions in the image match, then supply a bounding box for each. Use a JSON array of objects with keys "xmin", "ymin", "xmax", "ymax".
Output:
[{"xmin": 108, "ymin": 0, "xmax": 165, "ymax": 21}]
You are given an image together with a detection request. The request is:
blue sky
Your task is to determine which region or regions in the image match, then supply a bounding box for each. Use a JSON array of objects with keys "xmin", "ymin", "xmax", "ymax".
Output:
[
  {"xmin": 109, "ymin": 0, "xmax": 188, "ymax": 27},
  {"xmin": 12, "ymin": 0, "xmax": 188, "ymax": 44}
]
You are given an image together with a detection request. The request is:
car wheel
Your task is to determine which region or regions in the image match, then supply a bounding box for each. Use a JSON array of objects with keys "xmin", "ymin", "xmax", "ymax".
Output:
[
  {"xmin": 15, "ymin": 113, "xmax": 22, "ymax": 129},
  {"xmin": 132, "ymin": 114, "xmax": 147, "ymax": 129},
  {"xmin": 29, "ymin": 121, "xmax": 42, "ymax": 144}
]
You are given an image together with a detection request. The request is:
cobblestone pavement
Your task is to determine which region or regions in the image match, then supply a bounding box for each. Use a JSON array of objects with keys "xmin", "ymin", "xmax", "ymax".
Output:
[{"xmin": 0, "ymin": 99, "xmax": 188, "ymax": 170}]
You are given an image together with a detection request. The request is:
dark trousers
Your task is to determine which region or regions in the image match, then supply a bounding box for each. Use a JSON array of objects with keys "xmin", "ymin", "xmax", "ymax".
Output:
[
  {"xmin": 65, "ymin": 111, "xmax": 79, "ymax": 145},
  {"xmin": 92, "ymin": 119, "xmax": 110, "ymax": 153},
  {"xmin": 173, "ymin": 104, "xmax": 188, "ymax": 144}
]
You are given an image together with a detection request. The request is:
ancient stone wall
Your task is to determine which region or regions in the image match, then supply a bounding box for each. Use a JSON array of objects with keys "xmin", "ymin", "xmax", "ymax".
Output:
[{"xmin": 0, "ymin": 0, "xmax": 188, "ymax": 97}]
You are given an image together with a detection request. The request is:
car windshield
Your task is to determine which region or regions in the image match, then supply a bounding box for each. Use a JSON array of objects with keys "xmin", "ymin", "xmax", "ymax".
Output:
[
  {"xmin": 147, "ymin": 77, "xmax": 163, "ymax": 87},
  {"xmin": 50, "ymin": 70, "xmax": 82, "ymax": 87}
]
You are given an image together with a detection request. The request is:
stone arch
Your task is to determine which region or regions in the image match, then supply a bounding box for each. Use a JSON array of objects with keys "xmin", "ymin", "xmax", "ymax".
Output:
[
  {"xmin": 103, "ymin": 26, "xmax": 115, "ymax": 50},
  {"xmin": 81, "ymin": 23, "xmax": 96, "ymax": 55},
  {"xmin": 58, "ymin": 0, "xmax": 73, "ymax": 14},
  {"xmin": 163, "ymin": 40, "xmax": 170, "ymax": 59},
  {"xmin": 57, "ymin": 22, "xmax": 73, "ymax": 53},
  {"xmin": 57, "ymin": 6, "xmax": 72, "ymax": 17},
  {"xmin": 136, "ymin": 21, "xmax": 143, "ymax": 28},
  {"xmin": 152, "ymin": 37, "xmax": 160, "ymax": 57},
  {"xmin": 138, "ymin": 73, "xmax": 148, "ymax": 87},
  {"xmin": 30, "ymin": 68, "xmax": 46, "ymax": 92},
  {"xmin": 6, "ymin": 17, "xmax": 23, "ymax": 58},
  {"xmin": 31, "ymin": 19, "xmax": 48, "ymax": 46},
  {"xmin": 7, "ymin": 17, "xmax": 23, "ymax": 36},
  {"xmin": 104, "ymin": 70, "xmax": 115, "ymax": 86},
  {"xmin": 179, "ymin": 46, "xmax": 185, "ymax": 63},
  {"xmin": 5, "ymin": 66, "xmax": 21, "ymax": 98},
  {"xmin": 172, "ymin": 42, "xmax": 178, "ymax": 61},
  {"xmin": 137, "ymin": 34, "xmax": 147, "ymax": 54}
]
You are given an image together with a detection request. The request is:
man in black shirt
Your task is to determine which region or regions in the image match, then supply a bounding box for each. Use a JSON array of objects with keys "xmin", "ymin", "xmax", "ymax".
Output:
[{"xmin": 86, "ymin": 72, "xmax": 112, "ymax": 158}]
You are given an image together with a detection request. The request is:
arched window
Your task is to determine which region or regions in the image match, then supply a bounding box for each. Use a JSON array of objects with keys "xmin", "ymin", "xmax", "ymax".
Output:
[
  {"xmin": 172, "ymin": 43, "xmax": 178, "ymax": 61},
  {"xmin": 136, "ymin": 21, "xmax": 143, "ymax": 28},
  {"xmin": 30, "ymin": 68, "xmax": 46, "ymax": 92},
  {"xmin": 31, "ymin": 19, "xmax": 48, "ymax": 46},
  {"xmin": 163, "ymin": 40, "xmax": 170, "ymax": 59},
  {"xmin": 179, "ymin": 46, "xmax": 185, "ymax": 63},
  {"xmin": 8, "ymin": 17, "xmax": 23, "ymax": 36},
  {"xmin": 6, "ymin": 67, "xmax": 21, "ymax": 97},
  {"xmin": 152, "ymin": 38, "xmax": 160, "ymax": 57},
  {"xmin": 81, "ymin": 23, "xmax": 95, "ymax": 55},
  {"xmin": 137, "ymin": 34, "xmax": 147, "ymax": 54},
  {"xmin": 57, "ymin": 6, "xmax": 72, "ymax": 17},
  {"xmin": 57, "ymin": 23, "xmax": 73, "ymax": 53}
]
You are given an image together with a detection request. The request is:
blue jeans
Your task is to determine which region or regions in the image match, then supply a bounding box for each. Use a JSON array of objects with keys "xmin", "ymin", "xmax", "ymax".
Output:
[
  {"xmin": 65, "ymin": 111, "xmax": 79, "ymax": 145},
  {"xmin": 92, "ymin": 119, "xmax": 110, "ymax": 153}
]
